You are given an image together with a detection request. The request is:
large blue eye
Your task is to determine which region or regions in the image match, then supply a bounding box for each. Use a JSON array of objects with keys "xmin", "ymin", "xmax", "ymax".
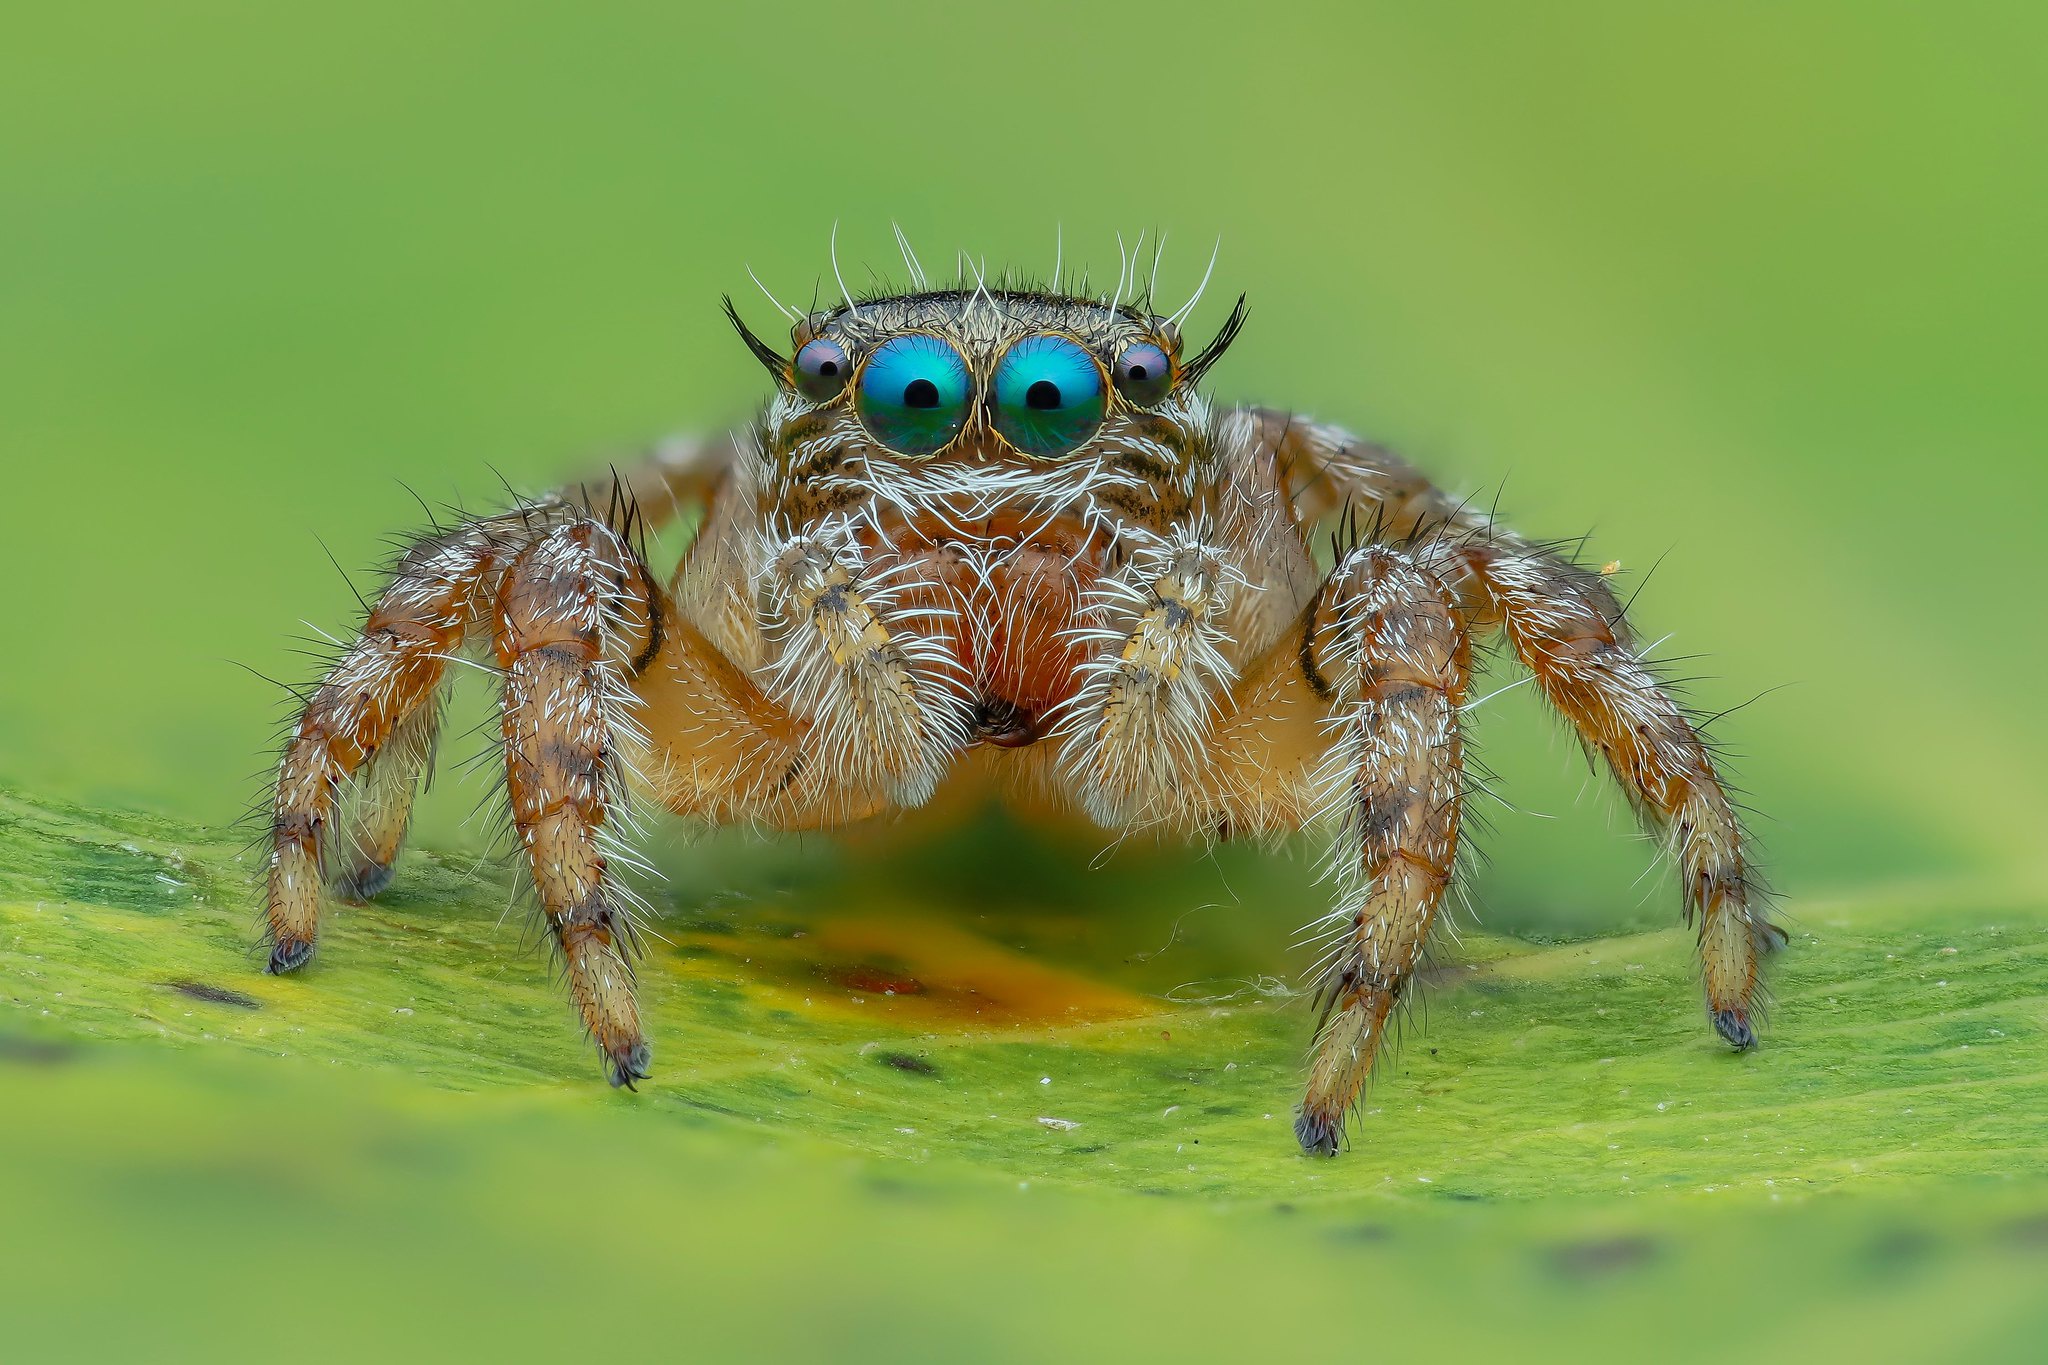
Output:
[
  {"xmin": 856, "ymin": 334, "xmax": 972, "ymax": 456},
  {"xmin": 992, "ymin": 334, "xmax": 1106, "ymax": 458}
]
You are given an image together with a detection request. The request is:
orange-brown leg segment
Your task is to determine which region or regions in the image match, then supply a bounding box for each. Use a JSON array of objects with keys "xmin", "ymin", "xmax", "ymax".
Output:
[
  {"xmin": 495, "ymin": 519, "xmax": 662, "ymax": 1087},
  {"xmin": 1052, "ymin": 535, "xmax": 1470, "ymax": 1154},
  {"xmin": 1460, "ymin": 539, "xmax": 1782, "ymax": 1045},
  {"xmin": 1294, "ymin": 545, "xmax": 1470, "ymax": 1155},
  {"xmin": 1240, "ymin": 409, "xmax": 1781, "ymax": 1049},
  {"xmin": 332, "ymin": 699, "xmax": 440, "ymax": 901},
  {"xmin": 265, "ymin": 519, "xmax": 517, "ymax": 971}
]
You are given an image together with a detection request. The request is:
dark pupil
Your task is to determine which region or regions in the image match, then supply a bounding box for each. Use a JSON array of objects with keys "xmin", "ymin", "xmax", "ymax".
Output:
[
  {"xmin": 1026, "ymin": 379, "xmax": 1062, "ymax": 410},
  {"xmin": 1126, "ymin": 363, "xmax": 1149, "ymax": 381},
  {"xmin": 816, "ymin": 358, "xmax": 838, "ymax": 376},
  {"xmin": 903, "ymin": 377, "xmax": 940, "ymax": 408}
]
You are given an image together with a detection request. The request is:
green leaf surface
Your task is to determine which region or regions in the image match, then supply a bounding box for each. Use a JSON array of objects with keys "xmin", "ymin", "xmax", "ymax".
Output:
[
  {"xmin": 5, "ymin": 788, "xmax": 2043, "ymax": 1202},
  {"xmin": 4, "ymin": 787, "xmax": 2047, "ymax": 1362}
]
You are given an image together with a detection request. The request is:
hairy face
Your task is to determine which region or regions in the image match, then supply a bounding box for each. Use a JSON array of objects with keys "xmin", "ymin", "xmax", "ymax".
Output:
[{"xmin": 728, "ymin": 287, "xmax": 1246, "ymax": 533}]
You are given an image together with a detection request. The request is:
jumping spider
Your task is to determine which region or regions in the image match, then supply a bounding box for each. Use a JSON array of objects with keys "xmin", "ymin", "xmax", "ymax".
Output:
[{"xmin": 262, "ymin": 238, "xmax": 1779, "ymax": 1155}]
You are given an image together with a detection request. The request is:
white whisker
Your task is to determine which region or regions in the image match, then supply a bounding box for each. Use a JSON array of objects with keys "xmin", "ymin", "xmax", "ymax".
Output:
[
  {"xmin": 1166, "ymin": 236, "xmax": 1222, "ymax": 330},
  {"xmin": 745, "ymin": 264, "xmax": 800, "ymax": 323},
  {"xmin": 891, "ymin": 221, "xmax": 929, "ymax": 292},
  {"xmin": 830, "ymin": 220, "xmax": 863, "ymax": 320}
]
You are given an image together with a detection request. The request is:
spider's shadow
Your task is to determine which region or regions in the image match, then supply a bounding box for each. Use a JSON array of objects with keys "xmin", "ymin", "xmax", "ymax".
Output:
[{"xmin": 647, "ymin": 800, "xmax": 1316, "ymax": 998}]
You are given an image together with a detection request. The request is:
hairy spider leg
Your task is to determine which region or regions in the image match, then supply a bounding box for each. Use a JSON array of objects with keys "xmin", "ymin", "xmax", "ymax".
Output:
[
  {"xmin": 1460, "ymin": 538, "xmax": 1781, "ymax": 1044},
  {"xmin": 1255, "ymin": 412, "xmax": 1780, "ymax": 1047},
  {"xmin": 1293, "ymin": 544, "xmax": 1469, "ymax": 1155},
  {"xmin": 265, "ymin": 515, "xmax": 524, "ymax": 970},
  {"xmin": 494, "ymin": 518, "xmax": 662, "ymax": 1086}
]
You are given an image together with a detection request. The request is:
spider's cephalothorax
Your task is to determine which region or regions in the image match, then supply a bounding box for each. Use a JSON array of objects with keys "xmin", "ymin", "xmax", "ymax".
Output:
[{"xmin": 260, "ymin": 249, "xmax": 1780, "ymax": 1155}]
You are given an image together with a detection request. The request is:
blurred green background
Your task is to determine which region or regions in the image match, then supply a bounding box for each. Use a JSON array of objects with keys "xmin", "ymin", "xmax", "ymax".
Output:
[
  {"xmin": 3, "ymin": 3, "xmax": 2045, "ymax": 1359},
  {"xmin": 4, "ymin": 1, "xmax": 2045, "ymax": 905}
]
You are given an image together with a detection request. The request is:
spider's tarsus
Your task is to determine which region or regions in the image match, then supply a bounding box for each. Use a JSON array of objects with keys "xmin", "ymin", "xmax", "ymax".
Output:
[
  {"xmin": 1711, "ymin": 1008, "xmax": 1758, "ymax": 1051},
  {"xmin": 266, "ymin": 937, "xmax": 315, "ymax": 975},
  {"xmin": 606, "ymin": 1040, "xmax": 653, "ymax": 1090},
  {"xmin": 333, "ymin": 859, "xmax": 398, "ymax": 903},
  {"xmin": 1294, "ymin": 1109, "xmax": 1342, "ymax": 1158}
]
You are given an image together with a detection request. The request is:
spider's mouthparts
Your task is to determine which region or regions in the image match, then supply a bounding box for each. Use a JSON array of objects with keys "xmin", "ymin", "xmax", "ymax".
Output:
[{"xmin": 970, "ymin": 695, "xmax": 1042, "ymax": 748}]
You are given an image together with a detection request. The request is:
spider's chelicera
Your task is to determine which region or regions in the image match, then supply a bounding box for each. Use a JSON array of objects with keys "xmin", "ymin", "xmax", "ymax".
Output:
[{"xmin": 261, "ymin": 237, "xmax": 1781, "ymax": 1155}]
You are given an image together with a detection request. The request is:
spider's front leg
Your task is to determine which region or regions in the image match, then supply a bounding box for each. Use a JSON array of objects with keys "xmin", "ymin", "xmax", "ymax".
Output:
[
  {"xmin": 1290, "ymin": 545, "xmax": 1469, "ymax": 1154},
  {"xmin": 494, "ymin": 518, "xmax": 661, "ymax": 1086},
  {"xmin": 1059, "ymin": 533, "xmax": 1471, "ymax": 1156}
]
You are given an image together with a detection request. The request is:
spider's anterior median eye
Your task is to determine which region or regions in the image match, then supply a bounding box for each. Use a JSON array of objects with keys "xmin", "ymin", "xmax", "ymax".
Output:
[
  {"xmin": 1112, "ymin": 341, "xmax": 1174, "ymax": 406},
  {"xmin": 992, "ymin": 334, "xmax": 1106, "ymax": 458},
  {"xmin": 856, "ymin": 334, "xmax": 972, "ymax": 456},
  {"xmin": 794, "ymin": 337, "xmax": 851, "ymax": 401}
]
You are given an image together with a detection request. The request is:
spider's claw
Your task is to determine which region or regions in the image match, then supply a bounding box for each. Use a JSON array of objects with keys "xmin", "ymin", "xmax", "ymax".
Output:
[
  {"xmin": 1294, "ymin": 1109, "xmax": 1342, "ymax": 1158},
  {"xmin": 606, "ymin": 1040, "xmax": 653, "ymax": 1090},
  {"xmin": 266, "ymin": 937, "xmax": 315, "ymax": 975},
  {"xmin": 1711, "ymin": 1007, "xmax": 1758, "ymax": 1051},
  {"xmin": 333, "ymin": 859, "xmax": 398, "ymax": 903}
]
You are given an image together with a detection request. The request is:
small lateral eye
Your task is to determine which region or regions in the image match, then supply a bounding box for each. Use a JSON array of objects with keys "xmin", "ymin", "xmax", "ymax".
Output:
[
  {"xmin": 1113, "ymin": 341, "xmax": 1174, "ymax": 406},
  {"xmin": 794, "ymin": 337, "xmax": 851, "ymax": 401}
]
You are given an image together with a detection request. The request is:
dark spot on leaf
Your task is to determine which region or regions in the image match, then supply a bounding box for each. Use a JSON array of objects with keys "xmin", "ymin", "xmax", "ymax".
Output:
[
  {"xmin": 1329, "ymin": 1223, "xmax": 1393, "ymax": 1244},
  {"xmin": 0, "ymin": 1034, "xmax": 74, "ymax": 1066},
  {"xmin": 863, "ymin": 1176, "xmax": 940, "ymax": 1201},
  {"xmin": 1548, "ymin": 1235, "xmax": 1657, "ymax": 1278},
  {"xmin": 165, "ymin": 979, "xmax": 261, "ymax": 1009},
  {"xmin": 1863, "ymin": 1228, "xmax": 1937, "ymax": 1272},
  {"xmin": 1998, "ymin": 1214, "xmax": 2048, "ymax": 1250},
  {"xmin": 878, "ymin": 1051, "xmax": 937, "ymax": 1076}
]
